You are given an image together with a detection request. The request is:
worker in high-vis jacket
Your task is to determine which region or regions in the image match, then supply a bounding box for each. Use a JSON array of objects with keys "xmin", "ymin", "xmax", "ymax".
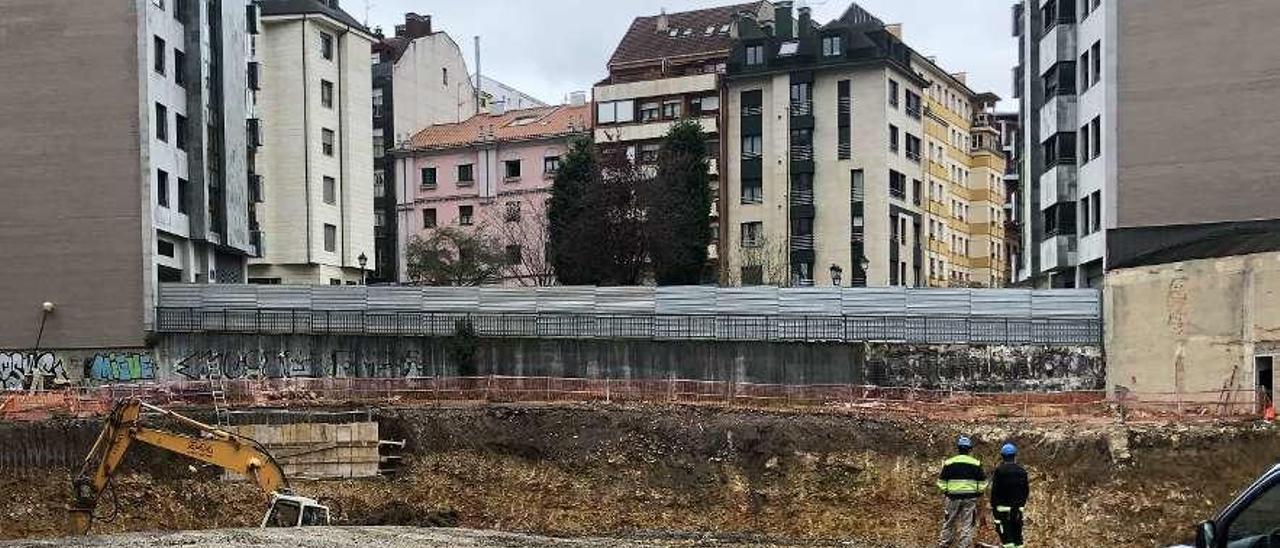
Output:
[
  {"xmin": 936, "ymin": 436, "xmax": 987, "ymax": 548},
  {"xmin": 990, "ymin": 443, "xmax": 1030, "ymax": 548}
]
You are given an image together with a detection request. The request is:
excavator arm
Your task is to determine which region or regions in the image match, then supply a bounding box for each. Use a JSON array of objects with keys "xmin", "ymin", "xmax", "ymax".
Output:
[{"xmin": 69, "ymin": 398, "xmax": 289, "ymax": 534}]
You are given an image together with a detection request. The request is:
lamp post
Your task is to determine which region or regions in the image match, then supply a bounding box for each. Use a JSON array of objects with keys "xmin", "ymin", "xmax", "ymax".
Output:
[
  {"xmin": 858, "ymin": 255, "xmax": 870, "ymax": 287},
  {"xmin": 829, "ymin": 264, "xmax": 843, "ymax": 287},
  {"xmin": 357, "ymin": 253, "xmax": 368, "ymax": 285}
]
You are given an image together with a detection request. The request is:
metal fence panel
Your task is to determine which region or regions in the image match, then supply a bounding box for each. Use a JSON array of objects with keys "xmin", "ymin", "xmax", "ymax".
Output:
[
  {"xmin": 906, "ymin": 289, "xmax": 971, "ymax": 317},
  {"xmin": 257, "ymin": 286, "xmax": 311, "ymax": 309},
  {"xmin": 203, "ymin": 284, "xmax": 258, "ymax": 310},
  {"xmin": 159, "ymin": 284, "xmax": 204, "ymax": 308},
  {"xmin": 479, "ymin": 287, "xmax": 535, "ymax": 313},
  {"xmin": 422, "ymin": 287, "xmax": 478, "ymax": 312},
  {"xmin": 971, "ymin": 289, "xmax": 1031, "ymax": 318},
  {"xmin": 367, "ymin": 287, "xmax": 422, "ymax": 309},
  {"xmin": 779, "ymin": 287, "xmax": 842, "ymax": 316},
  {"xmin": 655, "ymin": 286, "xmax": 716, "ymax": 315},
  {"xmin": 716, "ymin": 287, "xmax": 778, "ymax": 315},
  {"xmin": 312, "ymin": 286, "xmax": 367, "ymax": 311},
  {"xmin": 842, "ymin": 287, "xmax": 907, "ymax": 316},
  {"xmin": 595, "ymin": 287, "xmax": 655, "ymax": 314},
  {"xmin": 536, "ymin": 287, "xmax": 596, "ymax": 314},
  {"xmin": 1032, "ymin": 289, "xmax": 1101, "ymax": 318}
]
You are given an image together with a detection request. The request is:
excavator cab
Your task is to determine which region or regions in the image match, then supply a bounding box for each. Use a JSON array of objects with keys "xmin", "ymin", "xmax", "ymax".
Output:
[{"xmin": 261, "ymin": 493, "xmax": 331, "ymax": 528}]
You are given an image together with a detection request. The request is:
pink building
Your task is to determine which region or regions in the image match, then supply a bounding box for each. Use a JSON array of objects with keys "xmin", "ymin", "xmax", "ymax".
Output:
[{"xmin": 395, "ymin": 103, "xmax": 591, "ymax": 285}]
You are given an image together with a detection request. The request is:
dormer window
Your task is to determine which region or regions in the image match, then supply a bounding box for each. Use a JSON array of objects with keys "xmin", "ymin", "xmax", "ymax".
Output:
[
  {"xmin": 745, "ymin": 45, "xmax": 764, "ymax": 65},
  {"xmin": 822, "ymin": 35, "xmax": 842, "ymax": 57},
  {"xmin": 778, "ymin": 41, "xmax": 799, "ymax": 56}
]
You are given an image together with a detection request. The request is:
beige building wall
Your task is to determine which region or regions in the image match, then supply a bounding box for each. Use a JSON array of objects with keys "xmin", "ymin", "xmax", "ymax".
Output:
[
  {"xmin": 253, "ymin": 15, "xmax": 373, "ymax": 285},
  {"xmin": 391, "ymin": 32, "xmax": 476, "ymax": 136},
  {"xmin": 1106, "ymin": 252, "xmax": 1280, "ymax": 409}
]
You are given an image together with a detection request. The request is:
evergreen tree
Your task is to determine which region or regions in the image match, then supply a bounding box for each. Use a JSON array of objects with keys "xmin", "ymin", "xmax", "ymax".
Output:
[
  {"xmin": 547, "ymin": 136, "xmax": 601, "ymax": 285},
  {"xmin": 647, "ymin": 120, "xmax": 713, "ymax": 285}
]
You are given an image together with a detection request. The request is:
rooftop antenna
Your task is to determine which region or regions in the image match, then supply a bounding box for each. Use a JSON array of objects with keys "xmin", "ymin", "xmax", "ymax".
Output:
[
  {"xmin": 474, "ymin": 35, "xmax": 482, "ymax": 116},
  {"xmin": 363, "ymin": 0, "xmax": 373, "ymax": 27}
]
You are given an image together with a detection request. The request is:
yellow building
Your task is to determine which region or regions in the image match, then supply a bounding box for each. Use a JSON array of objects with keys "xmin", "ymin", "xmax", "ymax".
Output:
[{"xmin": 914, "ymin": 57, "xmax": 1008, "ymax": 287}]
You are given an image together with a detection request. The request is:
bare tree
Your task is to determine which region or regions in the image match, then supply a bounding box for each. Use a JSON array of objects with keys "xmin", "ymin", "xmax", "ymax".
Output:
[
  {"xmin": 404, "ymin": 226, "xmax": 506, "ymax": 286},
  {"xmin": 731, "ymin": 234, "xmax": 790, "ymax": 286},
  {"xmin": 480, "ymin": 197, "xmax": 556, "ymax": 287}
]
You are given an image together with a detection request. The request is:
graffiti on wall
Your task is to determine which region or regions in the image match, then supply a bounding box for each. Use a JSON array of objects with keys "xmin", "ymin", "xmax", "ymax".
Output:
[
  {"xmin": 172, "ymin": 349, "xmax": 429, "ymax": 381},
  {"xmin": 85, "ymin": 353, "xmax": 156, "ymax": 382},
  {"xmin": 0, "ymin": 352, "xmax": 70, "ymax": 390}
]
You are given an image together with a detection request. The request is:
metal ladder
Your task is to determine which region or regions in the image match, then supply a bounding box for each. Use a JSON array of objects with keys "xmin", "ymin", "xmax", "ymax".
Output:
[{"xmin": 209, "ymin": 368, "xmax": 232, "ymax": 428}]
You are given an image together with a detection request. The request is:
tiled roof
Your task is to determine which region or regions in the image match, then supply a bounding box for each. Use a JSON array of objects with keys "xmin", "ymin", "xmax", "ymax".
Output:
[
  {"xmin": 406, "ymin": 104, "xmax": 591, "ymax": 151},
  {"xmin": 259, "ymin": 0, "xmax": 369, "ymax": 33},
  {"xmin": 608, "ymin": 2, "xmax": 766, "ymax": 68}
]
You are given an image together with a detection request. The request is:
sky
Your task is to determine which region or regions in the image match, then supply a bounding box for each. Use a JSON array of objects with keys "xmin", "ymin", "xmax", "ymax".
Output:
[{"xmin": 363, "ymin": 0, "xmax": 1017, "ymax": 110}]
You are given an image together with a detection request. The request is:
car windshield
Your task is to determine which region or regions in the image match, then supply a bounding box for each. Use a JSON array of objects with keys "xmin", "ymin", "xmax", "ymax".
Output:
[{"xmin": 265, "ymin": 500, "xmax": 301, "ymax": 528}]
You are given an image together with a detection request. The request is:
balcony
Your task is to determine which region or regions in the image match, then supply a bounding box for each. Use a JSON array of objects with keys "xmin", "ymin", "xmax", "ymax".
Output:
[
  {"xmin": 1039, "ymin": 164, "xmax": 1078, "ymax": 207},
  {"xmin": 790, "ymin": 187, "xmax": 814, "ymax": 207},
  {"xmin": 789, "ymin": 143, "xmax": 813, "ymax": 162},
  {"xmin": 791, "ymin": 234, "xmax": 814, "ymax": 251},
  {"xmin": 1038, "ymin": 95, "xmax": 1077, "ymax": 140},
  {"xmin": 789, "ymin": 100, "xmax": 812, "ymax": 117},
  {"xmin": 905, "ymin": 149, "xmax": 921, "ymax": 163},
  {"xmin": 1040, "ymin": 234, "xmax": 1077, "ymax": 272},
  {"xmin": 1038, "ymin": 22, "xmax": 1077, "ymax": 70}
]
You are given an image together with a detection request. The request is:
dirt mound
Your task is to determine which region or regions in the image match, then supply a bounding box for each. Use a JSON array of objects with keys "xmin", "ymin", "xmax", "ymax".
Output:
[{"xmin": 1, "ymin": 404, "xmax": 1275, "ymax": 547}]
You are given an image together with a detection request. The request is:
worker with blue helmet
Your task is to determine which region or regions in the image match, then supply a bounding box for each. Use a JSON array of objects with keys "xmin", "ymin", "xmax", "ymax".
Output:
[
  {"xmin": 990, "ymin": 442, "xmax": 1030, "ymax": 548},
  {"xmin": 937, "ymin": 435, "xmax": 986, "ymax": 547}
]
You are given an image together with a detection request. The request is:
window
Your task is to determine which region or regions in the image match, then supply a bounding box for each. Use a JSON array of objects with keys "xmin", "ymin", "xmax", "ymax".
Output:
[
  {"xmin": 661, "ymin": 100, "xmax": 681, "ymax": 119},
  {"xmin": 544, "ymin": 156, "xmax": 560, "ymax": 175},
  {"xmin": 1091, "ymin": 190, "xmax": 1101, "ymax": 233},
  {"xmin": 418, "ymin": 167, "xmax": 437, "ymax": 188},
  {"xmin": 888, "ymin": 79, "xmax": 899, "ymax": 108},
  {"xmin": 320, "ymin": 32, "xmax": 334, "ymax": 60},
  {"xmin": 1079, "ymin": 50, "xmax": 1091, "ymax": 91},
  {"xmin": 177, "ymin": 178, "xmax": 188, "ymax": 213},
  {"xmin": 423, "ymin": 208, "xmax": 437, "ymax": 229},
  {"xmin": 640, "ymin": 101, "xmax": 660, "ymax": 122},
  {"xmin": 697, "ymin": 95, "xmax": 719, "ymax": 112},
  {"xmin": 1042, "ymin": 61, "xmax": 1077, "ymax": 97},
  {"xmin": 504, "ymin": 159, "xmax": 521, "ymax": 179},
  {"xmin": 890, "ymin": 170, "xmax": 906, "ymax": 200},
  {"xmin": 323, "ymin": 224, "xmax": 337, "ymax": 252},
  {"xmin": 741, "ymin": 178, "xmax": 763, "ymax": 204},
  {"xmin": 741, "ymin": 222, "xmax": 763, "ymax": 247},
  {"xmin": 1042, "ymin": 132, "xmax": 1077, "ymax": 167},
  {"xmin": 822, "ymin": 35, "xmax": 842, "ymax": 57},
  {"xmin": 323, "ymin": 176, "xmax": 336, "ymax": 205},
  {"xmin": 157, "ymin": 238, "xmax": 175, "ymax": 257},
  {"xmin": 904, "ymin": 91, "xmax": 921, "ymax": 119},
  {"xmin": 153, "ymin": 36, "xmax": 166, "ymax": 74},
  {"xmin": 851, "ymin": 169, "xmax": 865, "ymax": 201},
  {"xmin": 459, "ymin": 205, "xmax": 474, "ymax": 225},
  {"xmin": 596, "ymin": 100, "xmax": 634, "ymax": 124},
  {"xmin": 329, "ymin": 278, "xmax": 342, "ymax": 286},
  {"xmin": 777, "ymin": 41, "xmax": 799, "ymax": 56},
  {"xmin": 1079, "ymin": 194, "xmax": 1091, "ymax": 235},
  {"xmin": 442, "ymin": 67, "xmax": 448, "ymax": 86},
  {"xmin": 741, "ymin": 266, "xmax": 764, "ymax": 285},
  {"xmin": 905, "ymin": 134, "xmax": 921, "ymax": 162},
  {"xmin": 504, "ymin": 201, "xmax": 521, "ymax": 223},
  {"xmin": 321, "ymin": 80, "xmax": 334, "ymax": 108},
  {"xmin": 742, "ymin": 135, "xmax": 762, "ymax": 160},
  {"xmin": 321, "ymin": 128, "xmax": 335, "ymax": 156},
  {"xmin": 1225, "ymin": 482, "xmax": 1280, "ymax": 544},
  {"xmin": 155, "ymin": 103, "xmax": 168, "ymax": 142},
  {"xmin": 639, "ymin": 143, "xmax": 660, "ymax": 164},
  {"xmin": 1091, "ymin": 41, "xmax": 1102, "ymax": 86},
  {"xmin": 505, "ymin": 244, "xmax": 522, "ymax": 265},
  {"xmin": 1042, "ymin": 203, "xmax": 1077, "ymax": 237},
  {"xmin": 156, "ymin": 169, "xmax": 169, "ymax": 207},
  {"xmin": 372, "ymin": 88, "xmax": 384, "ymax": 118},
  {"xmin": 1079, "ymin": 122, "xmax": 1091, "ymax": 164},
  {"xmin": 175, "ymin": 114, "xmax": 187, "ymax": 151},
  {"xmin": 745, "ymin": 45, "xmax": 764, "ymax": 65},
  {"xmin": 174, "ymin": 49, "xmax": 185, "ymax": 86},
  {"xmin": 889, "ymin": 125, "xmax": 899, "ymax": 153},
  {"xmin": 458, "ymin": 164, "xmax": 474, "ymax": 184},
  {"xmin": 1090, "ymin": 116, "xmax": 1101, "ymax": 158},
  {"xmin": 913, "ymin": 179, "xmax": 922, "ymax": 206}
]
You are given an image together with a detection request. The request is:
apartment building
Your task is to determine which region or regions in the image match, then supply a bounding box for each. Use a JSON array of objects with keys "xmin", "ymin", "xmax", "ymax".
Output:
[
  {"xmin": 994, "ymin": 111, "xmax": 1023, "ymax": 285},
  {"xmin": 595, "ymin": 2, "xmax": 772, "ymax": 276},
  {"xmin": 914, "ymin": 55, "xmax": 1009, "ymax": 289},
  {"xmin": 1014, "ymin": 0, "xmax": 1280, "ymax": 288},
  {"xmin": 394, "ymin": 103, "xmax": 591, "ymax": 285},
  {"xmin": 247, "ymin": 0, "xmax": 375, "ymax": 285},
  {"xmin": 369, "ymin": 13, "xmax": 482, "ymax": 283},
  {"xmin": 723, "ymin": 2, "xmax": 1002, "ymax": 288},
  {"xmin": 0, "ymin": 0, "xmax": 258, "ymax": 348},
  {"xmin": 478, "ymin": 75, "xmax": 549, "ymax": 111}
]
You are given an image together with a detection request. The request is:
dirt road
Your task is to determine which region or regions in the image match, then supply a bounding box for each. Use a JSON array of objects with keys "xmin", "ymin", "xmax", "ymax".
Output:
[{"xmin": 0, "ymin": 527, "xmax": 881, "ymax": 548}]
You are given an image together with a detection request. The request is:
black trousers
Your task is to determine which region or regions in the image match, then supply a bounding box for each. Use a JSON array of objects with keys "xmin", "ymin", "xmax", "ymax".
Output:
[{"xmin": 992, "ymin": 506, "xmax": 1024, "ymax": 547}]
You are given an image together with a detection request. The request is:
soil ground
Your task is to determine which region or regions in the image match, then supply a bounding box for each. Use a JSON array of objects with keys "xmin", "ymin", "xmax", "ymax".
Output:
[{"xmin": 0, "ymin": 404, "xmax": 1273, "ymax": 547}]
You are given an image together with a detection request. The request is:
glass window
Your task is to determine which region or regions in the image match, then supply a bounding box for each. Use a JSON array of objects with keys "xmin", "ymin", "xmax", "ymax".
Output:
[
  {"xmin": 156, "ymin": 169, "xmax": 169, "ymax": 207},
  {"xmin": 323, "ymin": 176, "xmax": 336, "ymax": 205},
  {"xmin": 543, "ymin": 156, "xmax": 560, "ymax": 175},
  {"xmin": 699, "ymin": 95, "xmax": 719, "ymax": 112},
  {"xmin": 423, "ymin": 208, "xmax": 436, "ymax": 228},
  {"xmin": 741, "ymin": 222, "xmax": 763, "ymax": 246},
  {"xmin": 321, "ymin": 80, "xmax": 334, "ymax": 108},
  {"xmin": 1227, "ymin": 482, "xmax": 1280, "ymax": 543},
  {"xmin": 459, "ymin": 205, "xmax": 474, "ymax": 225},
  {"xmin": 301, "ymin": 506, "xmax": 327, "ymax": 527},
  {"xmin": 822, "ymin": 35, "xmax": 842, "ymax": 56},
  {"xmin": 155, "ymin": 103, "xmax": 168, "ymax": 142},
  {"xmin": 661, "ymin": 100, "xmax": 681, "ymax": 119},
  {"xmin": 266, "ymin": 501, "xmax": 301, "ymax": 528},
  {"xmin": 640, "ymin": 102, "xmax": 660, "ymax": 121},
  {"xmin": 421, "ymin": 167, "xmax": 437, "ymax": 187},
  {"xmin": 457, "ymin": 164, "xmax": 474, "ymax": 183},
  {"xmin": 888, "ymin": 79, "xmax": 899, "ymax": 108},
  {"xmin": 319, "ymin": 32, "xmax": 334, "ymax": 60},
  {"xmin": 504, "ymin": 159, "xmax": 521, "ymax": 179},
  {"xmin": 741, "ymin": 178, "xmax": 762, "ymax": 204},
  {"xmin": 153, "ymin": 36, "xmax": 166, "ymax": 74},
  {"xmin": 323, "ymin": 224, "xmax": 336, "ymax": 252},
  {"xmin": 321, "ymin": 128, "xmax": 334, "ymax": 156},
  {"xmin": 745, "ymin": 45, "xmax": 764, "ymax": 65}
]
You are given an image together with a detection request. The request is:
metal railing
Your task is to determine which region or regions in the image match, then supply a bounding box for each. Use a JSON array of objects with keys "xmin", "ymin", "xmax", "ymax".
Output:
[
  {"xmin": 789, "ymin": 100, "xmax": 813, "ymax": 117},
  {"xmin": 790, "ymin": 143, "xmax": 813, "ymax": 161},
  {"xmin": 155, "ymin": 308, "xmax": 1102, "ymax": 346},
  {"xmin": 790, "ymin": 187, "xmax": 814, "ymax": 206},
  {"xmin": 789, "ymin": 234, "xmax": 815, "ymax": 252}
]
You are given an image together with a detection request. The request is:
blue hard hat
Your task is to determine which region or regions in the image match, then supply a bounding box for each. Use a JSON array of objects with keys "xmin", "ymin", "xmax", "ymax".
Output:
[
  {"xmin": 957, "ymin": 436, "xmax": 973, "ymax": 449},
  {"xmin": 1001, "ymin": 443, "xmax": 1018, "ymax": 457}
]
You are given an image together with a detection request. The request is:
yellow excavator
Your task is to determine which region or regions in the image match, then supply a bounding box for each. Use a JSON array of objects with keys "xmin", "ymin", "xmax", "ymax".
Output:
[{"xmin": 69, "ymin": 397, "xmax": 330, "ymax": 534}]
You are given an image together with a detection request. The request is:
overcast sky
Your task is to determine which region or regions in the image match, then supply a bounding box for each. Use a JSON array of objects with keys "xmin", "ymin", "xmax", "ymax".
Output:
[{"xmin": 364, "ymin": 0, "xmax": 1016, "ymax": 110}]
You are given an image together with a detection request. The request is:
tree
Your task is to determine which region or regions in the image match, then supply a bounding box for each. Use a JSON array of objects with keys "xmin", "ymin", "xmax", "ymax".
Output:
[
  {"xmin": 483, "ymin": 198, "xmax": 556, "ymax": 287},
  {"xmin": 595, "ymin": 146, "xmax": 648, "ymax": 285},
  {"xmin": 403, "ymin": 226, "xmax": 506, "ymax": 286},
  {"xmin": 734, "ymin": 234, "xmax": 790, "ymax": 286},
  {"xmin": 548, "ymin": 136, "xmax": 602, "ymax": 285},
  {"xmin": 647, "ymin": 120, "xmax": 713, "ymax": 285}
]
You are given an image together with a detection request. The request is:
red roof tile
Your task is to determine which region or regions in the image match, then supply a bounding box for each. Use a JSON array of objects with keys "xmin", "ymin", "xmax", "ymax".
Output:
[
  {"xmin": 406, "ymin": 104, "xmax": 592, "ymax": 151},
  {"xmin": 607, "ymin": 2, "xmax": 767, "ymax": 68}
]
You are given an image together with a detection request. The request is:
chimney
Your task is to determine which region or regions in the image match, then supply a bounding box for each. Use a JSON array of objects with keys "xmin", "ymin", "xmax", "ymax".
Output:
[
  {"xmin": 569, "ymin": 91, "xmax": 586, "ymax": 106},
  {"xmin": 490, "ymin": 100, "xmax": 506, "ymax": 116},
  {"xmin": 656, "ymin": 9, "xmax": 669, "ymax": 33},
  {"xmin": 797, "ymin": 6, "xmax": 812, "ymax": 37},
  {"xmin": 326, "ymin": 0, "xmax": 339, "ymax": 8},
  {"xmin": 402, "ymin": 13, "xmax": 432, "ymax": 39},
  {"xmin": 773, "ymin": 1, "xmax": 793, "ymax": 39},
  {"xmin": 885, "ymin": 23, "xmax": 903, "ymax": 39}
]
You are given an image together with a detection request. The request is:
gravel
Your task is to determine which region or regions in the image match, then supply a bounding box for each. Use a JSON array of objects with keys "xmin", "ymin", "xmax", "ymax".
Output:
[{"xmin": 0, "ymin": 527, "xmax": 880, "ymax": 548}]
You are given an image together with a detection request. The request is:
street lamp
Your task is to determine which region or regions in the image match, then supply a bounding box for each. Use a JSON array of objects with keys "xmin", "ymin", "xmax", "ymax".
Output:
[
  {"xmin": 357, "ymin": 252, "xmax": 368, "ymax": 285},
  {"xmin": 829, "ymin": 264, "xmax": 843, "ymax": 287},
  {"xmin": 858, "ymin": 255, "xmax": 870, "ymax": 287}
]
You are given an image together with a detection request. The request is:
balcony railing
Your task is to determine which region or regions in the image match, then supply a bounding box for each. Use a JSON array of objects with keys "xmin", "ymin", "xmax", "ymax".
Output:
[
  {"xmin": 790, "ymin": 144, "xmax": 813, "ymax": 161},
  {"xmin": 743, "ymin": 150, "xmax": 762, "ymax": 161},
  {"xmin": 905, "ymin": 105, "xmax": 922, "ymax": 120},
  {"xmin": 906, "ymin": 149, "xmax": 921, "ymax": 163},
  {"xmin": 741, "ymin": 105, "xmax": 763, "ymax": 117},
  {"xmin": 837, "ymin": 97, "xmax": 851, "ymax": 115},
  {"xmin": 790, "ymin": 188, "xmax": 814, "ymax": 207},
  {"xmin": 837, "ymin": 142, "xmax": 851, "ymax": 159},
  {"xmin": 789, "ymin": 100, "xmax": 813, "ymax": 117},
  {"xmin": 791, "ymin": 234, "xmax": 814, "ymax": 251}
]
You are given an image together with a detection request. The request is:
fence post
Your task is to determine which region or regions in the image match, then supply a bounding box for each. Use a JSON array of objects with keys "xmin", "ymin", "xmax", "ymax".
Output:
[{"xmin": 605, "ymin": 377, "xmax": 611, "ymax": 404}]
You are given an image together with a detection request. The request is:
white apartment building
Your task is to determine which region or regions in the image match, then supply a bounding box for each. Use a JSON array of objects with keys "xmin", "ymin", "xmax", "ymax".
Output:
[{"xmin": 250, "ymin": 0, "xmax": 375, "ymax": 285}]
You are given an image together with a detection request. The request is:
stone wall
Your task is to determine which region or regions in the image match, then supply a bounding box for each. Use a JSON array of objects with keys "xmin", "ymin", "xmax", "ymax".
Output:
[{"xmin": 1106, "ymin": 251, "xmax": 1280, "ymax": 402}]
